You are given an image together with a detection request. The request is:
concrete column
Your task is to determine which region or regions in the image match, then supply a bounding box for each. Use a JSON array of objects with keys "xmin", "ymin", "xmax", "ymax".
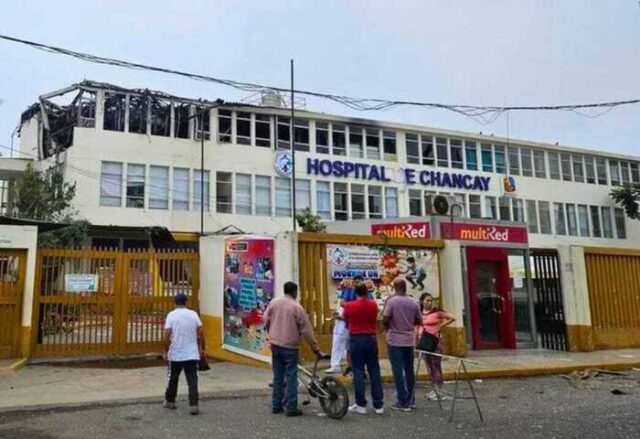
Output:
[{"xmin": 439, "ymin": 240, "xmax": 467, "ymax": 357}]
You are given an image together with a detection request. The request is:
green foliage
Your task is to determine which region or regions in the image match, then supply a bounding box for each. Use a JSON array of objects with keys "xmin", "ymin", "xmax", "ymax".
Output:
[
  {"xmin": 610, "ymin": 183, "xmax": 640, "ymax": 220},
  {"xmin": 14, "ymin": 163, "xmax": 76, "ymax": 221},
  {"xmin": 38, "ymin": 219, "xmax": 91, "ymax": 248},
  {"xmin": 295, "ymin": 208, "xmax": 327, "ymax": 232}
]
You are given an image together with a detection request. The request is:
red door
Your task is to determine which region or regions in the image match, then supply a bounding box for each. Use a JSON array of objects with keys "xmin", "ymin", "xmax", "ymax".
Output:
[{"xmin": 466, "ymin": 247, "xmax": 515, "ymax": 350}]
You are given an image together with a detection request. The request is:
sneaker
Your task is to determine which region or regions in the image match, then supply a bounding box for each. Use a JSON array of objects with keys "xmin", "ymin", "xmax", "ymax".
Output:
[
  {"xmin": 189, "ymin": 406, "xmax": 200, "ymax": 415},
  {"xmin": 163, "ymin": 401, "xmax": 176, "ymax": 410},
  {"xmin": 348, "ymin": 404, "xmax": 367, "ymax": 415},
  {"xmin": 390, "ymin": 404, "xmax": 412, "ymax": 412},
  {"xmin": 325, "ymin": 367, "xmax": 341, "ymax": 374},
  {"xmin": 425, "ymin": 390, "xmax": 437, "ymax": 400},
  {"xmin": 285, "ymin": 408, "xmax": 304, "ymax": 417},
  {"xmin": 374, "ymin": 407, "xmax": 384, "ymax": 415}
]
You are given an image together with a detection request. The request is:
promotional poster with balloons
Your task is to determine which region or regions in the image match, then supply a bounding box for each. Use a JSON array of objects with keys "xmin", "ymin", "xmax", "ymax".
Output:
[
  {"xmin": 223, "ymin": 236, "xmax": 275, "ymax": 361},
  {"xmin": 326, "ymin": 244, "xmax": 439, "ymax": 311}
]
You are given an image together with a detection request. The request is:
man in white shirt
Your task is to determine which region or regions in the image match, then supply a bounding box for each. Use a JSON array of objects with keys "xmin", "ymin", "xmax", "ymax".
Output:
[
  {"xmin": 163, "ymin": 293, "xmax": 204, "ymax": 415},
  {"xmin": 326, "ymin": 304, "xmax": 348, "ymax": 374}
]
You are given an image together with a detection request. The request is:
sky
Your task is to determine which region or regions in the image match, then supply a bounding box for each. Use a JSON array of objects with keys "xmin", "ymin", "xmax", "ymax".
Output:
[{"xmin": 0, "ymin": 0, "xmax": 639, "ymax": 156}]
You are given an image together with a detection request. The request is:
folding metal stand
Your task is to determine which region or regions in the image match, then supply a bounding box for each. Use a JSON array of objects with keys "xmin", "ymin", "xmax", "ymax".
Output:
[{"xmin": 414, "ymin": 350, "xmax": 484, "ymax": 422}]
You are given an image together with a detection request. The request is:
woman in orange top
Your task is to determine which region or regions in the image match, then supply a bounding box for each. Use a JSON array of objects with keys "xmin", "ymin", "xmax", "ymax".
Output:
[{"xmin": 417, "ymin": 293, "xmax": 455, "ymax": 400}]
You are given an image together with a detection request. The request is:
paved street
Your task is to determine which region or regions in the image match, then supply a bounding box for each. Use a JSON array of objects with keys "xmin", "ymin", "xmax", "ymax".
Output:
[{"xmin": 1, "ymin": 373, "xmax": 639, "ymax": 439}]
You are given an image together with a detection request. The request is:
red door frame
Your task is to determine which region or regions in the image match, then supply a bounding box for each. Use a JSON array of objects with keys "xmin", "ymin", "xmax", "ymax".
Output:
[{"xmin": 466, "ymin": 247, "xmax": 516, "ymax": 350}]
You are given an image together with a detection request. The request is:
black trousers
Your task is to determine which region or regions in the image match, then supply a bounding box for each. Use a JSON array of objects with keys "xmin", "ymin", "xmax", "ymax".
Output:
[{"xmin": 165, "ymin": 360, "xmax": 199, "ymax": 406}]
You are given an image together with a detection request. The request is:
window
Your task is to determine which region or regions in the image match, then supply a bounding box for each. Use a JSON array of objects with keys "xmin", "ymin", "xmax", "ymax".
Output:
[
  {"xmin": 620, "ymin": 162, "xmax": 631, "ymax": 184},
  {"xmin": 277, "ymin": 116, "xmax": 290, "ymax": 150},
  {"xmin": 499, "ymin": 196, "xmax": 511, "ymax": 221},
  {"xmin": 554, "ymin": 202, "xmax": 566, "ymax": 235},
  {"xmin": 590, "ymin": 206, "xmax": 602, "ymax": 237},
  {"xmin": 365, "ymin": 128, "xmax": 380, "ymax": 160},
  {"xmin": 78, "ymin": 91, "xmax": 96, "ymax": 127},
  {"xmin": 316, "ymin": 181, "xmax": 331, "ymax": 219},
  {"xmin": 255, "ymin": 176, "xmax": 272, "ymax": 216},
  {"xmin": 560, "ymin": 153, "xmax": 572, "ymax": 181},
  {"xmin": 508, "ymin": 147, "xmax": 520, "ymax": 175},
  {"xmin": 126, "ymin": 164, "xmax": 145, "ymax": 208},
  {"xmin": 469, "ymin": 194, "xmax": 482, "ymax": 219},
  {"xmin": 351, "ymin": 184, "xmax": 366, "ymax": 219},
  {"xmin": 450, "ymin": 139, "xmax": 464, "ymax": 169},
  {"xmin": 406, "ymin": 133, "xmax": 420, "ymax": 164},
  {"xmin": 548, "ymin": 152, "xmax": 560, "ymax": 180},
  {"xmin": 453, "ymin": 193, "xmax": 467, "ymax": 217},
  {"xmin": 436, "ymin": 137, "xmax": 448, "ymax": 167},
  {"xmin": 422, "ymin": 135, "xmax": 435, "ymax": 166},
  {"xmin": 349, "ymin": 126, "xmax": 364, "ymax": 158},
  {"xmin": 294, "ymin": 119, "xmax": 310, "ymax": 152},
  {"xmin": 585, "ymin": 157, "xmax": 596, "ymax": 184},
  {"xmin": 485, "ymin": 196, "xmax": 497, "ymax": 219},
  {"xmin": 193, "ymin": 170, "xmax": 210, "ymax": 212},
  {"xmin": 631, "ymin": 163, "xmax": 640, "ymax": 183},
  {"xmin": 235, "ymin": 174, "xmax": 252, "ymax": 214},
  {"xmin": 150, "ymin": 98, "xmax": 171, "ymax": 137},
  {"xmin": 332, "ymin": 124, "xmax": 346, "ymax": 156},
  {"xmin": 596, "ymin": 158, "xmax": 608, "ymax": 185},
  {"xmin": 103, "ymin": 93, "xmax": 126, "ymax": 132},
  {"xmin": 494, "ymin": 145, "xmax": 506, "ymax": 174},
  {"xmin": 601, "ymin": 207, "xmax": 613, "ymax": 238},
  {"xmin": 609, "ymin": 160, "xmax": 620, "ymax": 186},
  {"xmin": 295, "ymin": 179, "xmax": 311, "ymax": 213},
  {"xmin": 218, "ymin": 109, "xmax": 232, "ymax": 143},
  {"xmin": 614, "ymin": 208, "xmax": 626, "ymax": 239},
  {"xmin": 316, "ymin": 122, "xmax": 330, "ymax": 154},
  {"xmin": 572, "ymin": 155, "xmax": 584, "ymax": 183},
  {"xmin": 128, "ymin": 95, "xmax": 148, "ymax": 134},
  {"xmin": 526, "ymin": 200, "xmax": 538, "ymax": 233},
  {"xmin": 236, "ymin": 112, "xmax": 251, "ymax": 145},
  {"xmin": 194, "ymin": 108, "xmax": 210, "ymax": 140},
  {"xmin": 465, "ymin": 141, "xmax": 478, "ymax": 171},
  {"xmin": 385, "ymin": 188, "xmax": 398, "ymax": 218},
  {"xmin": 521, "ymin": 149, "xmax": 533, "ymax": 177},
  {"xmin": 481, "ymin": 144, "xmax": 493, "ymax": 172},
  {"xmin": 334, "ymin": 182, "xmax": 348, "ymax": 220},
  {"xmin": 255, "ymin": 114, "xmax": 271, "ymax": 148},
  {"xmin": 275, "ymin": 177, "xmax": 291, "ymax": 216},
  {"xmin": 383, "ymin": 131, "xmax": 397, "ymax": 158},
  {"xmin": 409, "ymin": 189, "xmax": 422, "ymax": 216},
  {"xmin": 578, "ymin": 205, "xmax": 589, "ymax": 237},
  {"xmin": 172, "ymin": 168, "xmax": 189, "ymax": 210},
  {"xmin": 512, "ymin": 198, "xmax": 524, "ymax": 222},
  {"xmin": 100, "ymin": 161, "xmax": 122, "ymax": 206},
  {"xmin": 368, "ymin": 186, "xmax": 383, "ymax": 219},
  {"xmin": 533, "ymin": 150, "xmax": 546, "ymax": 178},
  {"xmin": 174, "ymin": 103, "xmax": 191, "ymax": 139},
  {"xmin": 566, "ymin": 204, "xmax": 578, "ymax": 236},
  {"xmin": 539, "ymin": 201, "xmax": 552, "ymax": 234},
  {"xmin": 149, "ymin": 166, "xmax": 169, "ymax": 209}
]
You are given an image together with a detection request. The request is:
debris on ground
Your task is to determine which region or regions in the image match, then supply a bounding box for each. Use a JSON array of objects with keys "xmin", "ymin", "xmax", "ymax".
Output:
[{"xmin": 560, "ymin": 368, "xmax": 638, "ymax": 391}]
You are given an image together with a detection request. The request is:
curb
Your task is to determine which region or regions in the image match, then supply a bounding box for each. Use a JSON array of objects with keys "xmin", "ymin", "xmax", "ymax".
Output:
[{"xmin": 0, "ymin": 358, "xmax": 28, "ymax": 374}]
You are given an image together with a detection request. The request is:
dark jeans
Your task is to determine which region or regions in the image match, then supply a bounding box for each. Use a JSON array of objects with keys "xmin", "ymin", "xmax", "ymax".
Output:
[
  {"xmin": 271, "ymin": 345, "xmax": 299, "ymax": 412},
  {"xmin": 165, "ymin": 360, "xmax": 199, "ymax": 406},
  {"xmin": 407, "ymin": 273, "xmax": 426, "ymax": 289},
  {"xmin": 350, "ymin": 334, "xmax": 384, "ymax": 409},
  {"xmin": 388, "ymin": 345, "xmax": 416, "ymax": 407}
]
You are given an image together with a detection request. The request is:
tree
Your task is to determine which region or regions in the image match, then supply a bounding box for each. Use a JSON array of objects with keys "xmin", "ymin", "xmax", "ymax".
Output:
[
  {"xmin": 295, "ymin": 208, "xmax": 327, "ymax": 232},
  {"xmin": 610, "ymin": 183, "xmax": 640, "ymax": 220}
]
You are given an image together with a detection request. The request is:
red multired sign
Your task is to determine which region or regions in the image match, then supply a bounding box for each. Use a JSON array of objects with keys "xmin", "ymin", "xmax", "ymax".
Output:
[
  {"xmin": 440, "ymin": 223, "xmax": 528, "ymax": 244},
  {"xmin": 371, "ymin": 222, "xmax": 431, "ymax": 239}
]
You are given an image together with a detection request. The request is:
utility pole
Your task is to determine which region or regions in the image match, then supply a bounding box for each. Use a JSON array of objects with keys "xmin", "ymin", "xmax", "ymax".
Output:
[
  {"xmin": 290, "ymin": 59, "xmax": 297, "ymax": 231},
  {"xmin": 200, "ymin": 103, "xmax": 205, "ymax": 237}
]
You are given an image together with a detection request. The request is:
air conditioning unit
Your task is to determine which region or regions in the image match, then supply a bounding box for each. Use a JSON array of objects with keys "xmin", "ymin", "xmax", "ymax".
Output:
[{"xmin": 425, "ymin": 194, "xmax": 456, "ymax": 216}]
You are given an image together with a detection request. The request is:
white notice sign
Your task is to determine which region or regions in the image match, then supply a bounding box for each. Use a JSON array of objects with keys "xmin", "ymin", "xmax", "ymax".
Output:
[{"xmin": 65, "ymin": 274, "xmax": 98, "ymax": 293}]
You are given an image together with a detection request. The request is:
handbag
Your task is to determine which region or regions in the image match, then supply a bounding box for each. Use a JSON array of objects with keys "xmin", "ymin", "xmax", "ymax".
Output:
[
  {"xmin": 416, "ymin": 331, "xmax": 439, "ymax": 353},
  {"xmin": 198, "ymin": 355, "xmax": 211, "ymax": 371}
]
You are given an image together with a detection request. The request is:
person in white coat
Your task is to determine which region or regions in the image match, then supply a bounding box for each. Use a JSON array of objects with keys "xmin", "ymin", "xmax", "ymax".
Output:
[{"xmin": 326, "ymin": 304, "xmax": 348, "ymax": 373}]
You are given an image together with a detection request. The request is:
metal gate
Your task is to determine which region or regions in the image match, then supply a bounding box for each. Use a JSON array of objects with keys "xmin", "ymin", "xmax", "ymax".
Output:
[
  {"xmin": 0, "ymin": 250, "xmax": 26, "ymax": 358},
  {"xmin": 32, "ymin": 248, "xmax": 199, "ymax": 357},
  {"xmin": 531, "ymin": 249, "xmax": 567, "ymax": 351}
]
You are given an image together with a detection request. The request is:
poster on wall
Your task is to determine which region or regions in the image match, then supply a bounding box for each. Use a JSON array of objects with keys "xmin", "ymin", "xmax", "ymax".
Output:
[
  {"xmin": 326, "ymin": 244, "xmax": 439, "ymax": 310},
  {"xmin": 223, "ymin": 236, "xmax": 275, "ymax": 362}
]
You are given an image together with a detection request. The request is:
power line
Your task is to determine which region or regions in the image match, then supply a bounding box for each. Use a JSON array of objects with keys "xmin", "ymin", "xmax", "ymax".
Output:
[{"xmin": 1, "ymin": 34, "xmax": 640, "ymax": 125}]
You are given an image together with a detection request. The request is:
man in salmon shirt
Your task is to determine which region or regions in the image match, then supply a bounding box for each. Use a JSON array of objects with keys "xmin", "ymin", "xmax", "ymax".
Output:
[{"xmin": 343, "ymin": 283, "xmax": 384, "ymax": 415}]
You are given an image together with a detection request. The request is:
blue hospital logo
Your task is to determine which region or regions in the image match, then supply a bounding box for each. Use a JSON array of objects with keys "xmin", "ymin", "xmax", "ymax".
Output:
[
  {"xmin": 329, "ymin": 247, "xmax": 349, "ymax": 267},
  {"xmin": 274, "ymin": 151, "xmax": 293, "ymax": 177}
]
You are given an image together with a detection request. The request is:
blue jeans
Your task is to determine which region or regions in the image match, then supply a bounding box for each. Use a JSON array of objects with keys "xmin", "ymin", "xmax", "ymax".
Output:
[
  {"xmin": 271, "ymin": 345, "xmax": 299, "ymax": 412},
  {"xmin": 349, "ymin": 334, "xmax": 384, "ymax": 409},
  {"xmin": 388, "ymin": 345, "xmax": 416, "ymax": 407}
]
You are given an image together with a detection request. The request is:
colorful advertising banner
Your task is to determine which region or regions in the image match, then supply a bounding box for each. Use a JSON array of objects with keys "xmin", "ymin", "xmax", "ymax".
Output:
[
  {"xmin": 440, "ymin": 223, "xmax": 528, "ymax": 244},
  {"xmin": 223, "ymin": 237, "xmax": 275, "ymax": 361},
  {"xmin": 326, "ymin": 244, "xmax": 440, "ymax": 310}
]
